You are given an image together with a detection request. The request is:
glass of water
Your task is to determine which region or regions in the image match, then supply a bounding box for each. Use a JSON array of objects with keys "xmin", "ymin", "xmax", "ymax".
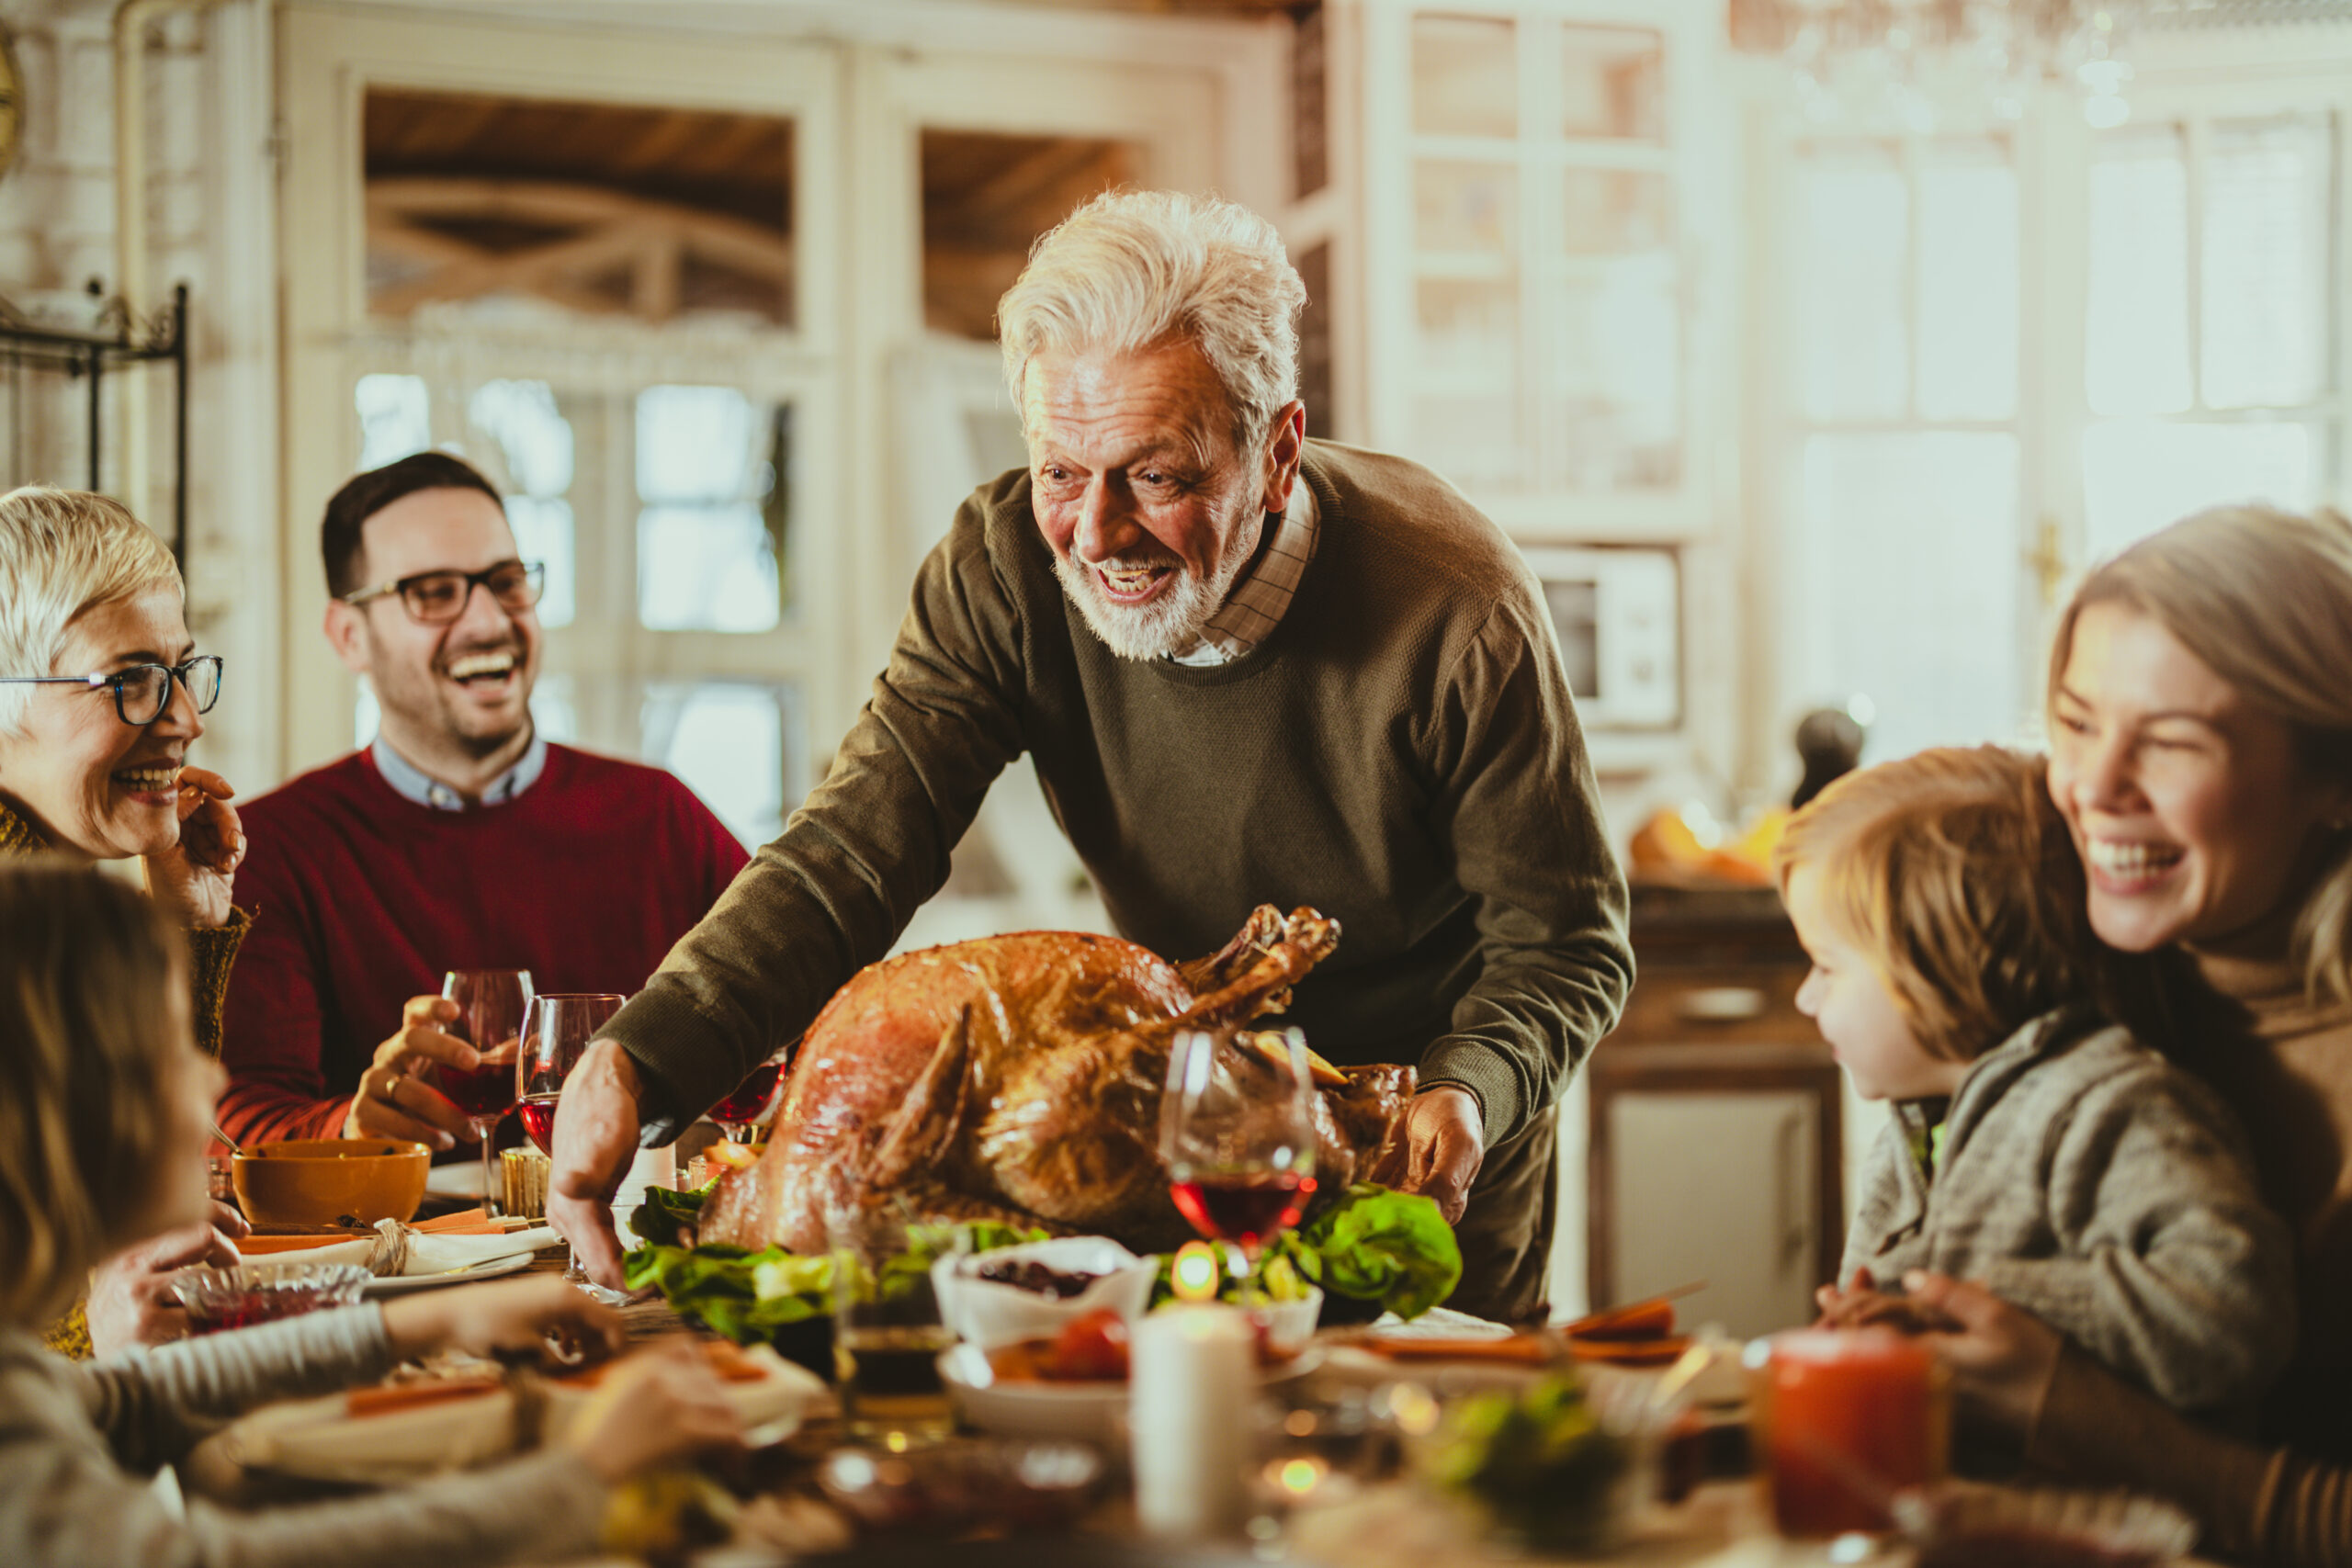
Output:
[{"xmin": 829, "ymin": 1209, "xmax": 957, "ymax": 1448}]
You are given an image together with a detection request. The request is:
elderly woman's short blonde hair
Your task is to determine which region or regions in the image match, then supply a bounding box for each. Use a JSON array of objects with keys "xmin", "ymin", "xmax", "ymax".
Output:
[
  {"xmin": 0, "ymin": 487, "xmax": 182, "ymax": 739},
  {"xmin": 2051, "ymin": 504, "xmax": 2352, "ymax": 1007},
  {"xmin": 997, "ymin": 189, "xmax": 1306, "ymax": 457},
  {"xmin": 0, "ymin": 859, "xmax": 181, "ymax": 1327}
]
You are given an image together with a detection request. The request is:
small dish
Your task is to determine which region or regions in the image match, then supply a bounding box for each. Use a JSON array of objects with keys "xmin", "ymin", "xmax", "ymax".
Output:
[
  {"xmin": 938, "ymin": 1341, "xmax": 1327, "ymax": 1444},
  {"xmin": 932, "ymin": 1236, "xmax": 1158, "ymax": 1349},
  {"xmin": 939, "ymin": 1341, "xmax": 1126, "ymax": 1443},
  {"xmin": 1245, "ymin": 1288, "xmax": 1323, "ymax": 1357},
  {"xmin": 1904, "ymin": 1483, "xmax": 2198, "ymax": 1566},
  {"xmin": 232, "ymin": 1138, "xmax": 431, "ymax": 1227},
  {"xmin": 818, "ymin": 1438, "xmax": 1105, "ymax": 1534},
  {"xmin": 174, "ymin": 1261, "xmax": 371, "ymax": 1333}
]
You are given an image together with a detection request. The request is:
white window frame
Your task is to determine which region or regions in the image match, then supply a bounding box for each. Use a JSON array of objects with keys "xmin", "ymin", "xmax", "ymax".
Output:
[{"xmin": 1748, "ymin": 27, "xmax": 2352, "ymax": 777}]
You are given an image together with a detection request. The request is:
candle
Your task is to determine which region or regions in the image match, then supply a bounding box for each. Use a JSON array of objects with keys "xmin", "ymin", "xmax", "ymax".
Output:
[
  {"xmin": 1132, "ymin": 1303, "xmax": 1254, "ymax": 1538},
  {"xmin": 612, "ymin": 1142, "xmax": 678, "ymax": 1250}
]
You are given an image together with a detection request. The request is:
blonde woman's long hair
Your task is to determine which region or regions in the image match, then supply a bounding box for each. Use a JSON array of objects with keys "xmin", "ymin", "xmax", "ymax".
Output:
[
  {"xmin": 0, "ymin": 860, "xmax": 180, "ymax": 1326},
  {"xmin": 2050, "ymin": 504, "xmax": 2352, "ymax": 1008}
]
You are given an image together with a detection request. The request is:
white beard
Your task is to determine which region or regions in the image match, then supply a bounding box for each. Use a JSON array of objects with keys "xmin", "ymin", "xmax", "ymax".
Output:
[{"xmin": 1054, "ymin": 513, "xmax": 1263, "ymax": 662}]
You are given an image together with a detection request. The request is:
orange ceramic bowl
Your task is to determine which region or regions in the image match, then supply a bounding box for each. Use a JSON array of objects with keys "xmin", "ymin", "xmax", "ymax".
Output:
[{"xmin": 231, "ymin": 1139, "xmax": 431, "ymax": 1227}]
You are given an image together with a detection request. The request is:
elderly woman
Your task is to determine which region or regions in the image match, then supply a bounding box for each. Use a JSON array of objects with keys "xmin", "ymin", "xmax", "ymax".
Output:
[
  {"xmin": 0, "ymin": 485, "xmax": 252, "ymax": 1354},
  {"xmin": 1876, "ymin": 504, "xmax": 2352, "ymax": 1562}
]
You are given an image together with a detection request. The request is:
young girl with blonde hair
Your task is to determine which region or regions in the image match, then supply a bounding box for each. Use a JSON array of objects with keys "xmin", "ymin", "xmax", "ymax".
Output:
[{"xmin": 0, "ymin": 858, "xmax": 741, "ymax": 1566}]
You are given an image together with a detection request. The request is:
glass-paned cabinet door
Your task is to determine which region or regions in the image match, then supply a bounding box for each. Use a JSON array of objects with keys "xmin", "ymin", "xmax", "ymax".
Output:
[{"xmin": 1374, "ymin": 1, "xmax": 1703, "ymax": 526}]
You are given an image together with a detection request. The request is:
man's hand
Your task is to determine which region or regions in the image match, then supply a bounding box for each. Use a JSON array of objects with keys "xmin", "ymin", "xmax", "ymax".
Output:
[
  {"xmin": 141, "ymin": 766, "xmax": 244, "ymax": 930},
  {"xmin": 382, "ymin": 1274, "xmax": 628, "ymax": 1367},
  {"xmin": 550, "ymin": 1039, "xmax": 649, "ymax": 1290},
  {"xmin": 345, "ymin": 996, "xmax": 481, "ymax": 1150},
  {"xmin": 1400, "ymin": 1085, "xmax": 1484, "ymax": 1224},
  {"xmin": 85, "ymin": 1206, "xmax": 245, "ymax": 1356}
]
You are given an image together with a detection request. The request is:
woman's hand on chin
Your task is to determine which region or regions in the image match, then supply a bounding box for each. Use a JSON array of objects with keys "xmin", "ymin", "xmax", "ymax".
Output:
[{"xmin": 141, "ymin": 765, "xmax": 244, "ymax": 928}]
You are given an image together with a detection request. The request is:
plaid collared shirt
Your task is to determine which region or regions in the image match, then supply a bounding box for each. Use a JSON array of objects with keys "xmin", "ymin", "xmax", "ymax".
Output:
[{"xmin": 1168, "ymin": 480, "xmax": 1321, "ymax": 667}]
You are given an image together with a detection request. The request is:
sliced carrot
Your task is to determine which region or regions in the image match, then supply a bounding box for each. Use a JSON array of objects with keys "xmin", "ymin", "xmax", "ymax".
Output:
[
  {"xmin": 345, "ymin": 1378, "xmax": 502, "ymax": 1417},
  {"xmin": 1565, "ymin": 1335, "xmax": 1691, "ymax": 1368}
]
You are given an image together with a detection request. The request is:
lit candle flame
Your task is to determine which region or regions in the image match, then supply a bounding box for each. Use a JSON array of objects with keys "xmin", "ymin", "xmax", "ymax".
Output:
[{"xmin": 1170, "ymin": 1240, "xmax": 1222, "ymax": 1303}]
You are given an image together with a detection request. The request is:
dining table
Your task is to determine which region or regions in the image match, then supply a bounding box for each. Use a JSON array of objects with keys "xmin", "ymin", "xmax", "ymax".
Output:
[{"xmin": 177, "ymin": 1204, "xmax": 2222, "ymax": 1568}]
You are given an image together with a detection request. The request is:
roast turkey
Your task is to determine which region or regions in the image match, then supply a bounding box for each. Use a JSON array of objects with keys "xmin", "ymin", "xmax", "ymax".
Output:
[{"xmin": 699, "ymin": 906, "xmax": 1416, "ymax": 1256}]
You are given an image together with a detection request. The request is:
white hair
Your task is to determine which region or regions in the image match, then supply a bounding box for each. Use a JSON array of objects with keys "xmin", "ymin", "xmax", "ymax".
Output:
[
  {"xmin": 0, "ymin": 488, "xmax": 182, "ymax": 738},
  {"xmin": 997, "ymin": 189, "xmax": 1306, "ymax": 456}
]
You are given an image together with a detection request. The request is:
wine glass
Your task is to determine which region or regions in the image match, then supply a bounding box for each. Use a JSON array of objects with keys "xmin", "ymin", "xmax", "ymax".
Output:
[
  {"xmin": 517, "ymin": 992, "xmax": 627, "ymax": 1300},
  {"xmin": 1159, "ymin": 1026, "xmax": 1318, "ymax": 1300},
  {"xmin": 708, "ymin": 1043, "xmax": 794, "ymax": 1145},
  {"xmin": 432, "ymin": 969, "xmax": 532, "ymax": 1215}
]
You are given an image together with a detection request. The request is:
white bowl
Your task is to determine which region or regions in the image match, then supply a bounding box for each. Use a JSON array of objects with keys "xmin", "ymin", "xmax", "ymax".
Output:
[
  {"xmin": 932, "ymin": 1236, "xmax": 1158, "ymax": 1349},
  {"xmin": 938, "ymin": 1341, "xmax": 1129, "ymax": 1443},
  {"xmin": 1240, "ymin": 1288, "xmax": 1324, "ymax": 1356}
]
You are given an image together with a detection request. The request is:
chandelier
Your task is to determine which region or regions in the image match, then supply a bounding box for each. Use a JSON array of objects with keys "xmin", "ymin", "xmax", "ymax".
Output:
[{"xmin": 1728, "ymin": 1, "xmax": 2145, "ymax": 127}]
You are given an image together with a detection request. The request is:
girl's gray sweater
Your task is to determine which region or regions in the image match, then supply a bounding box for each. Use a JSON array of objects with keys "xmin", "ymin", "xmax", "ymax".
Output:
[
  {"xmin": 0, "ymin": 1304, "xmax": 605, "ymax": 1567},
  {"xmin": 1843, "ymin": 1005, "xmax": 2296, "ymax": 1415}
]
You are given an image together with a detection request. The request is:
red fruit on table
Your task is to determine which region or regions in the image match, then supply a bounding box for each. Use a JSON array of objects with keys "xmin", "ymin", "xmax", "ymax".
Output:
[{"xmin": 1049, "ymin": 1307, "xmax": 1131, "ymax": 1382}]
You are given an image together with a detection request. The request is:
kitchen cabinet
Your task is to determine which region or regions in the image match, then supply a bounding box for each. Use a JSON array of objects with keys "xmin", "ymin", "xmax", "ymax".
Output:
[
  {"xmin": 1586, "ymin": 886, "xmax": 1843, "ymax": 1340},
  {"xmin": 1350, "ymin": 0, "xmax": 1725, "ymax": 541}
]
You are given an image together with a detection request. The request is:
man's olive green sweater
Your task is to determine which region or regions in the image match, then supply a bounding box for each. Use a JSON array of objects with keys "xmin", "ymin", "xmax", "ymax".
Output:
[{"xmin": 609, "ymin": 440, "xmax": 1634, "ymax": 1148}]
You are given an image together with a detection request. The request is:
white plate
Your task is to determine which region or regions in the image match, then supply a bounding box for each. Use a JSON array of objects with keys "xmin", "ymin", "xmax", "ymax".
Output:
[
  {"xmin": 224, "ymin": 1343, "xmax": 827, "ymax": 1483},
  {"xmin": 939, "ymin": 1341, "xmax": 1325, "ymax": 1444},
  {"xmin": 358, "ymin": 1250, "xmax": 535, "ymax": 1297}
]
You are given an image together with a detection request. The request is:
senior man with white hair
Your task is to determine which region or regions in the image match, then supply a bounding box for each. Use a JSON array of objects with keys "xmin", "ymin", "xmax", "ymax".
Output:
[{"xmin": 551, "ymin": 191, "xmax": 1633, "ymax": 1320}]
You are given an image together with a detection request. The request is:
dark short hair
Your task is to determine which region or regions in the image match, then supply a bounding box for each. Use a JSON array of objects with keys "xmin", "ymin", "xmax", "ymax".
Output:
[{"xmin": 322, "ymin": 451, "xmax": 504, "ymax": 597}]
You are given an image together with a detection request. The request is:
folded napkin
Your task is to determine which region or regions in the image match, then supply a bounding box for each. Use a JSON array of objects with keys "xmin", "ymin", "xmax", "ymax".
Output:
[{"xmin": 238, "ymin": 1219, "xmax": 559, "ymax": 1277}]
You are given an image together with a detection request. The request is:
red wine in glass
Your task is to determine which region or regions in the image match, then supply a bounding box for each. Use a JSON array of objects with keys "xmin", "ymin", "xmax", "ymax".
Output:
[
  {"xmin": 1159, "ymin": 1027, "xmax": 1319, "ymax": 1298},
  {"xmin": 517, "ymin": 1091, "xmax": 561, "ymax": 1156},
  {"xmin": 709, "ymin": 1053, "xmax": 787, "ymax": 1144},
  {"xmin": 1170, "ymin": 1171, "xmax": 1317, "ymax": 1250},
  {"xmin": 435, "ymin": 969, "xmax": 531, "ymax": 1214}
]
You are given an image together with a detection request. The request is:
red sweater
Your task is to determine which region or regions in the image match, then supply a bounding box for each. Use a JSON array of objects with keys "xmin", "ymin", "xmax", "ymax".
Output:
[{"xmin": 218, "ymin": 745, "xmax": 750, "ymax": 1145}]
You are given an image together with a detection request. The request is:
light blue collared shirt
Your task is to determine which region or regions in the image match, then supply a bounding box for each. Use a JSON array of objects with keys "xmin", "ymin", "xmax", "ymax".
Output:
[{"xmin": 370, "ymin": 730, "xmax": 548, "ymax": 811}]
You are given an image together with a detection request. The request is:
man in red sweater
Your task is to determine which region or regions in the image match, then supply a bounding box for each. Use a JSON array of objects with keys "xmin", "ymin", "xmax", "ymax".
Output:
[{"xmin": 217, "ymin": 453, "xmax": 748, "ymax": 1149}]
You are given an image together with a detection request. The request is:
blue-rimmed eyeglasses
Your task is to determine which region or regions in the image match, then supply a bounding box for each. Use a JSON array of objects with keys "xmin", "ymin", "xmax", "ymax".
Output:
[{"xmin": 0, "ymin": 655, "xmax": 224, "ymax": 726}]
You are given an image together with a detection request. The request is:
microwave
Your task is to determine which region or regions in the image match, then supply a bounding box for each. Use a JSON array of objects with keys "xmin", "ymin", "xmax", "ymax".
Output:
[{"xmin": 1520, "ymin": 546, "xmax": 1681, "ymax": 731}]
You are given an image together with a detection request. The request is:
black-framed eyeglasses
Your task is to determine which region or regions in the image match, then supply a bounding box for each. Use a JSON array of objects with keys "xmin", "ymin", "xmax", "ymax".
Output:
[
  {"xmin": 0, "ymin": 654, "xmax": 224, "ymax": 726},
  {"xmin": 341, "ymin": 560, "xmax": 545, "ymax": 625}
]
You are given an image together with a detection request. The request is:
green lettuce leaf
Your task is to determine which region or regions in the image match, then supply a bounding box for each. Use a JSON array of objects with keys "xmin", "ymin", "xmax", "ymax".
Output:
[
  {"xmin": 619, "ymin": 1216, "xmax": 1046, "ymax": 1347},
  {"xmin": 1295, "ymin": 1183, "xmax": 1463, "ymax": 1320},
  {"xmin": 627, "ymin": 1181, "xmax": 716, "ymax": 1250}
]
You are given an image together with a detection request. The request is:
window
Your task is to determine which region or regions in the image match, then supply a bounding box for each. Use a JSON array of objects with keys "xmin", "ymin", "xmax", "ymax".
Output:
[
  {"xmin": 347, "ymin": 374, "xmax": 815, "ymax": 850},
  {"xmin": 2081, "ymin": 112, "xmax": 2338, "ymax": 558},
  {"xmin": 1768, "ymin": 61, "xmax": 2349, "ymax": 765},
  {"xmin": 1781, "ymin": 136, "xmax": 2024, "ymax": 763}
]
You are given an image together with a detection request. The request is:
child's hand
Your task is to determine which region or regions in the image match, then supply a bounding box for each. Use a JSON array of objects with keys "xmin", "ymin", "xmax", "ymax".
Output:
[
  {"xmin": 1815, "ymin": 1268, "xmax": 1958, "ymax": 1334},
  {"xmin": 380, "ymin": 1275, "xmax": 627, "ymax": 1368},
  {"xmin": 566, "ymin": 1341, "xmax": 744, "ymax": 1483}
]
